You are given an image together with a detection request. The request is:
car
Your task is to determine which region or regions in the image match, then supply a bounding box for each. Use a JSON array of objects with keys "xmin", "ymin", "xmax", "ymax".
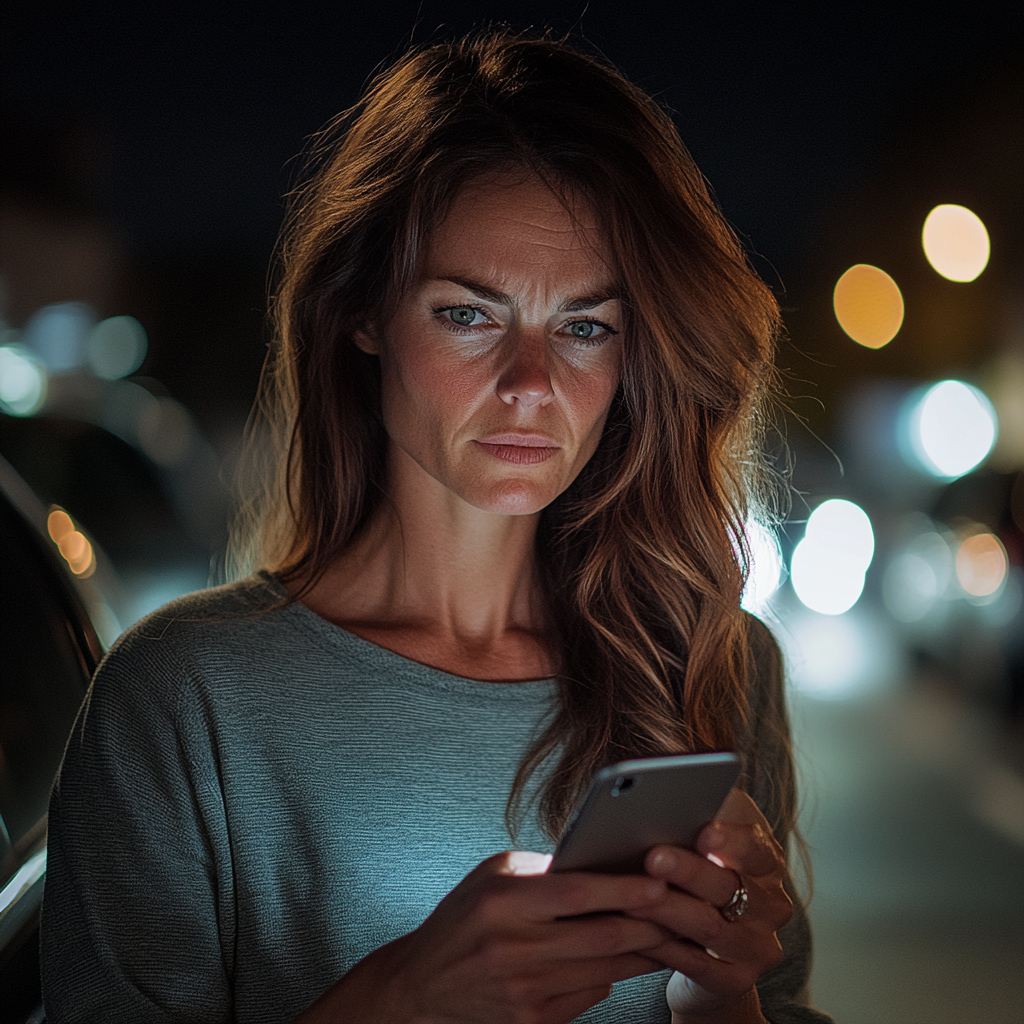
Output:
[{"xmin": 0, "ymin": 455, "xmax": 112, "ymax": 1024}]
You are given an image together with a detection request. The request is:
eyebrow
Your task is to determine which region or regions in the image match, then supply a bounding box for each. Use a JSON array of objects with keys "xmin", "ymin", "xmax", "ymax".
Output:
[{"xmin": 436, "ymin": 276, "xmax": 618, "ymax": 313}]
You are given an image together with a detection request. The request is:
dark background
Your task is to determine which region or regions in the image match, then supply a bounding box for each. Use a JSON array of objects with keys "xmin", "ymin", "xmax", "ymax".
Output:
[
  {"xmin": 3, "ymin": 1, "xmax": 1021, "ymax": 448},
  {"xmin": 3, "ymin": 7, "xmax": 1024, "ymax": 1020}
]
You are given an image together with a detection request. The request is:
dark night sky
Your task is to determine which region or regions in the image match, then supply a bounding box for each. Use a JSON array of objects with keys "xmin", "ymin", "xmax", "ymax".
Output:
[
  {"xmin": 2, "ymin": 2, "xmax": 1021, "ymax": 437},
  {"xmin": 3, "ymin": 2, "xmax": 1015, "ymax": 271}
]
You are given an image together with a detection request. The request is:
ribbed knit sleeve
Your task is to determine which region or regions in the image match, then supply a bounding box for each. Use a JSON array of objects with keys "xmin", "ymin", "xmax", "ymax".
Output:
[{"xmin": 43, "ymin": 628, "xmax": 236, "ymax": 1022}]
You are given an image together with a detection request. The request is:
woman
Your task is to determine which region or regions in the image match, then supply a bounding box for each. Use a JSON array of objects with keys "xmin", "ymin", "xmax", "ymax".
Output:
[{"xmin": 42, "ymin": 32, "xmax": 833, "ymax": 1024}]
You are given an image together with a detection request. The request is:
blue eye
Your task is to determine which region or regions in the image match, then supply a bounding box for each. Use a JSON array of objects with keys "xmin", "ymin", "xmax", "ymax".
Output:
[
  {"xmin": 565, "ymin": 319, "xmax": 617, "ymax": 343},
  {"xmin": 448, "ymin": 306, "xmax": 480, "ymax": 327}
]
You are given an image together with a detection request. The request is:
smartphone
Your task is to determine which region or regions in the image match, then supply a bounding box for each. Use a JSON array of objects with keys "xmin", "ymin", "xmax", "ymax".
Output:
[{"xmin": 549, "ymin": 752, "xmax": 741, "ymax": 874}]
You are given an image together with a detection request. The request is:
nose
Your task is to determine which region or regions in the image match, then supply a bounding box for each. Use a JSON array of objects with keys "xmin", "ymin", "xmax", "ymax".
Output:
[{"xmin": 496, "ymin": 329, "xmax": 554, "ymax": 408}]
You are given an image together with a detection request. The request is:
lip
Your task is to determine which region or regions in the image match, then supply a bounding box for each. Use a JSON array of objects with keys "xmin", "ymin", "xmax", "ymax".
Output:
[
  {"xmin": 476, "ymin": 433, "xmax": 561, "ymax": 447},
  {"xmin": 474, "ymin": 434, "xmax": 561, "ymax": 466}
]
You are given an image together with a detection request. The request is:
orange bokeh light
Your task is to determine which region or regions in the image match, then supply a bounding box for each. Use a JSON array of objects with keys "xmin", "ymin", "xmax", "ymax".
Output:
[
  {"xmin": 833, "ymin": 264, "xmax": 905, "ymax": 349},
  {"xmin": 955, "ymin": 531, "xmax": 1007, "ymax": 597},
  {"xmin": 47, "ymin": 508, "xmax": 75, "ymax": 543}
]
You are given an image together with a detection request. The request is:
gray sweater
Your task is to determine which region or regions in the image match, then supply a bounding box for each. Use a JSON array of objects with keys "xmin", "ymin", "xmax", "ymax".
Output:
[{"xmin": 41, "ymin": 573, "xmax": 833, "ymax": 1023}]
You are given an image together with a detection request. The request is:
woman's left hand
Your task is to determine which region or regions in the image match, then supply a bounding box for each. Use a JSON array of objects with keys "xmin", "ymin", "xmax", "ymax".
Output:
[{"xmin": 623, "ymin": 788, "xmax": 793, "ymax": 1023}]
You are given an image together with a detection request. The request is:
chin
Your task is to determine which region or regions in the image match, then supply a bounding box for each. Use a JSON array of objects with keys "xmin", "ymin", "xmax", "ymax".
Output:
[{"xmin": 464, "ymin": 478, "xmax": 557, "ymax": 516}]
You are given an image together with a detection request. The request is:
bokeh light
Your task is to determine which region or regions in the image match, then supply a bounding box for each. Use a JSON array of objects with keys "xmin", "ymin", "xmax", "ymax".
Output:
[
  {"xmin": 955, "ymin": 531, "xmax": 1008, "ymax": 600},
  {"xmin": 777, "ymin": 607, "xmax": 900, "ymax": 699},
  {"xmin": 0, "ymin": 344, "xmax": 48, "ymax": 416},
  {"xmin": 790, "ymin": 499, "xmax": 875, "ymax": 616},
  {"xmin": 87, "ymin": 315, "xmax": 148, "ymax": 380},
  {"xmin": 882, "ymin": 529, "xmax": 954, "ymax": 623},
  {"xmin": 922, "ymin": 204, "xmax": 990, "ymax": 282},
  {"xmin": 23, "ymin": 302, "xmax": 93, "ymax": 371},
  {"xmin": 908, "ymin": 380, "xmax": 997, "ymax": 479},
  {"xmin": 47, "ymin": 506, "xmax": 96, "ymax": 577},
  {"xmin": 47, "ymin": 509, "xmax": 75, "ymax": 544},
  {"xmin": 833, "ymin": 264, "xmax": 904, "ymax": 349},
  {"xmin": 740, "ymin": 519, "xmax": 784, "ymax": 616}
]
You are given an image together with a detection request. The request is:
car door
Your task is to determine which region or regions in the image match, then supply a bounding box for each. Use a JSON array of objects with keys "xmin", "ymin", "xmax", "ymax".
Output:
[{"xmin": 0, "ymin": 456, "xmax": 107, "ymax": 1024}]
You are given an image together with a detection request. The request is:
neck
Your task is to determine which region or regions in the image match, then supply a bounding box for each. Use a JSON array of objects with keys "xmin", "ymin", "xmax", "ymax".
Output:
[{"xmin": 296, "ymin": 445, "xmax": 555, "ymax": 680}]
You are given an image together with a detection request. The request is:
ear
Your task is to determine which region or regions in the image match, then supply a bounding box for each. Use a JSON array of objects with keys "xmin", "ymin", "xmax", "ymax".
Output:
[{"xmin": 352, "ymin": 327, "xmax": 380, "ymax": 355}]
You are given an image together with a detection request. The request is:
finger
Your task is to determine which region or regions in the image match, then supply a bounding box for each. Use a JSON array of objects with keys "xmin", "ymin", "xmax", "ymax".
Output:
[
  {"xmin": 698, "ymin": 819, "xmax": 782, "ymax": 879},
  {"xmin": 548, "ymin": 913, "xmax": 671, "ymax": 959},
  {"xmin": 644, "ymin": 846, "xmax": 740, "ymax": 908},
  {"xmin": 624, "ymin": 885, "xmax": 742, "ymax": 956},
  {"xmin": 485, "ymin": 952, "xmax": 665, "ymax": 1020},
  {"xmin": 478, "ymin": 913, "xmax": 669, "ymax": 967},
  {"xmin": 695, "ymin": 792, "xmax": 784, "ymax": 879},
  {"xmin": 629, "ymin": 874, "xmax": 792, "ymax": 961},
  {"xmin": 515, "ymin": 871, "xmax": 668, "ymax": 920},
  {"xmin": 480, "ymin": 852, "xmax": 670, "ymax": 914},
  {"xmin": 549, "ymin": 952, "xmax": 667, "ymax": 990},
  {"xmin": 642, "ymin": 937, "xmax": 767, "ymax": 998}
]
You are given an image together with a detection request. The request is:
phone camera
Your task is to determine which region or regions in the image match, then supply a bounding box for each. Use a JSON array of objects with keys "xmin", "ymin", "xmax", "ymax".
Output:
[{"xmin": 610, "ymin": 776, "xmax": 633, "ymax": 796}]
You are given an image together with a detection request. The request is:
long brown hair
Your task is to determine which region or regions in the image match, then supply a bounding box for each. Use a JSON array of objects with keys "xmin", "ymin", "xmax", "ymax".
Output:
[{"xmin": 231, "ymin": 31, "xmax": 790, "ymax": 845}]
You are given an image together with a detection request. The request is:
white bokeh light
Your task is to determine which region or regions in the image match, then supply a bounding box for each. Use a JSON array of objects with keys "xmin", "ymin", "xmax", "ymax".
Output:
[
  {"xmin": 740, "ymin": 520, "xmax": 784, "ymax": 616},
  {"xmin": 882, "ymin": 529, "xmax": 954, "ymax": 623},
  {"xmin": 909, "ymin": 380, "xmax": 997, "ymax": 479},
  {"xmin": 791, "ymin": 499, "xmax": 875, "ymax": 616},
  {"xmin": 883, "ymin": 553, "xmax": 938, "ymax": 622},
  {"xmin": 87, "ymin": 315, "xmax": 148, "ymax": 380},
  {"xmin": 778, "ymin": 607, "xmax": 901, "ymax": 699},
  {"xmin": 805, "ymin": 499, "xmax": 875, "ymax": 564},
  {"xmin": 0, "ymin": 344, "xmax": 48, "ymax": 416},
  {"xmin": 922, "ymin": 205, "xmax": 990, "ymax": 282}
]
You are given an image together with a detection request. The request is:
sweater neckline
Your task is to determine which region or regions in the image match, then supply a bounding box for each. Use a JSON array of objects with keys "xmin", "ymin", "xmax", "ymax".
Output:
[{"xmin": 256, "ymin": 570, "xmax": 559, "ymax": 695}]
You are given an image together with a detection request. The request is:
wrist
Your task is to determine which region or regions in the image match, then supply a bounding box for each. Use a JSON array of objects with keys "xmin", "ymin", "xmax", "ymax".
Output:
[
  {"xmin": 292, "ymin": 934, "xmax": 417, "ymax": 1024},
  {"xmin": 671, "ymin": 987, "xmax": 766, "ymax": 1024}
]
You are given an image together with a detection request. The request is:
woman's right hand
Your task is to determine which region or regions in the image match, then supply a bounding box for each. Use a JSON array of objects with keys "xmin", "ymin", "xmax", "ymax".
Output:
[{"xmin": 296, "ymin": 850, "xmax": 672, "ymax": 1024}]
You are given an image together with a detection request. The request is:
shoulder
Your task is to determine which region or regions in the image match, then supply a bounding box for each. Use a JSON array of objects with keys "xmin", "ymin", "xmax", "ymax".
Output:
[
  {"xmin": 131, "ymin": 571, "xmax": 284, "ymax": 628},
  {"xmin": 89, "ymin": 573, "xmax": 292, "ymax": 710}
]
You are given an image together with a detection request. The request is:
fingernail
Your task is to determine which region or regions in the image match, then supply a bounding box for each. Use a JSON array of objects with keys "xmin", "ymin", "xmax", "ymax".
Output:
[
  {"xmin": 648, "ymin": 848, "xmax": 677, "ymax": 874},
  {"xmin": 506, "ymin": 851, "xmax": 552, "ymax": 875}
]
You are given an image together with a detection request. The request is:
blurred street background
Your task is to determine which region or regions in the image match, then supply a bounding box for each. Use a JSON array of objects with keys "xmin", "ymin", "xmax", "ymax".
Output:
[{"xmin": 2, "ymin": 4, "xmax": 1022, "ymax": 1021}]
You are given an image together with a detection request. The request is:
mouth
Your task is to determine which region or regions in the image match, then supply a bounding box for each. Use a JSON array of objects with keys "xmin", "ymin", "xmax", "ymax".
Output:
[{"xmin": 474, "ymin": 433, "xmax": 561, "ymax": 466}]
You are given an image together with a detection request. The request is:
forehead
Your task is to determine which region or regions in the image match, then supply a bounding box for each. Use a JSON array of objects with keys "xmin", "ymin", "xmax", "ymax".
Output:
[{"xmin": 420, "ymin": 173, "xmax": 612, "ymax": 285}]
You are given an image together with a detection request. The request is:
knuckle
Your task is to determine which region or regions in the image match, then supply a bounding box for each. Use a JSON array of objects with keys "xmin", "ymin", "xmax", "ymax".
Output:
[{"xmin": 775, "ymin": 894, "xmax": 795, "ymax": 929}]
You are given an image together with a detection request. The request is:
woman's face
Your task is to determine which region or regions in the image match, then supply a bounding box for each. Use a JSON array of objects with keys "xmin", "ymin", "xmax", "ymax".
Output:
[{"xmin": 357, "ymin": 173, "xmax": 623, "ymax": 517}]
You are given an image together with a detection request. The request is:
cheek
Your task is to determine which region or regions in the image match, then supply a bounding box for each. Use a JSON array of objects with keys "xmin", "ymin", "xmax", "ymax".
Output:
[
  {"xmin": 562, "ymin": 360, "xmax": 621, "ymax": 431},
  {"xmin": 380, "ymin": 337, "xmax": 486, "ymax": 440}
]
